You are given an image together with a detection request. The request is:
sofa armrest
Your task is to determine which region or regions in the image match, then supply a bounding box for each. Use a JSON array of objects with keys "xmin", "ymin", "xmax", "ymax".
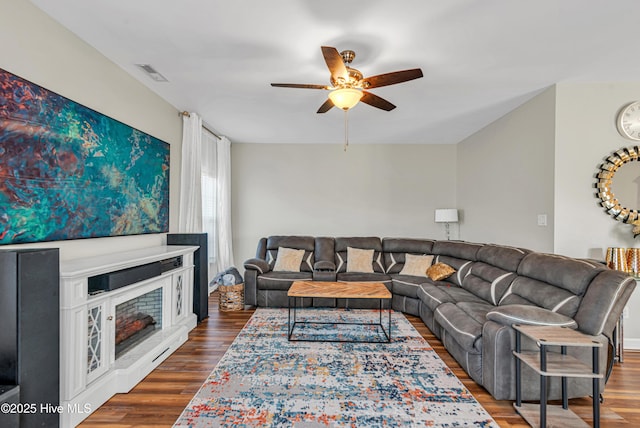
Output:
[
  {"xmin": 244, "ymin": 258, "xmax": 271, "ymax": 274},
  {"xmin": 314, "ymin": 260, "xmax": 336, "ymax": 271},
  {"xmin": 486, "ymin": 304, "xmax": 578, "ymax": 328}
]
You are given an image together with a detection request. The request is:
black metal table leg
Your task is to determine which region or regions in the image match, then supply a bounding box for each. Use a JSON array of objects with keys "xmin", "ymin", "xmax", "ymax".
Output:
[
  {"xmin": 561, "ymin": 345, "xmax": 568, "ymax": 410},
  {"xmin": 540, "ymin": 343, "xmax": 547, "ymax": 428},
  {"xmin": 593, "ymin": 345, "xmax": 600, "ymax": 428},
  {"xmin": 515, "ymin": 328, "xmax": 522, "ymax": 408}
]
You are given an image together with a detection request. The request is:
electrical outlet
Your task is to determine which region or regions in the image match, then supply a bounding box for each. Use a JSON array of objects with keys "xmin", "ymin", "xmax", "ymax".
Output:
[
  {"xmin": 537, "ymin": 214, "xmax": 547, "ymax": 226},
  {"xmin": 623, "ymin": 306, "xmax": 630, "ymax": 319}
]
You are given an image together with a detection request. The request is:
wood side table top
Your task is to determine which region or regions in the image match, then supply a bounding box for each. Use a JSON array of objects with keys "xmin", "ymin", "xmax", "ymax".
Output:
[
  {"xmin": 513, "ymin": 324, "xmax": 603, "ymax": 348},
  {"xmin": 288, "ymin": 281, "xmax": 391, "ymax": 299}
]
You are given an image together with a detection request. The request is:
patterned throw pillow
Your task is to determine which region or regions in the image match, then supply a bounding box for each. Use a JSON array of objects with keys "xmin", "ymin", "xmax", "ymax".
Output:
[
  {"xmin": 273, "ymin": 247, "xmax": 305, "ymax": 272},
  {"xmin": 399, "ymin": 254, "xmax": 434, "ymax": 277},
  {"xmin": 346, "ymin": 247, "xmax": 374, "ymax": 273},
  {"xmin": 426, "ymin": 262, "xmax": 456, "ymax": 281}
]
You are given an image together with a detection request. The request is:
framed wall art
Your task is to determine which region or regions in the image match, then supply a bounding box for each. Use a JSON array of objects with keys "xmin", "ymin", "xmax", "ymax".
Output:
[{"xmin": 0, "ymin": 68, "xmax": 170, "ymax": 245}]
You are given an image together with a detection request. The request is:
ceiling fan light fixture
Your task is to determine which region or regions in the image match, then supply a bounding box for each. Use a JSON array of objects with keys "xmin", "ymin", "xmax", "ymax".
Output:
[{"xmin": 328, "ymin": 87, "xmax": 363, "ymax": 110}]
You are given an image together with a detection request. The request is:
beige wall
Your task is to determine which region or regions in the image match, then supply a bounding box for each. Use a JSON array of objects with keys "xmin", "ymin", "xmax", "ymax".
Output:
[
  {"xmin": 231, "ymin": 143, "xmax": 457, "ymax": 264},
  {"xmin": 1, "ymin": 0, "xmax": 182, "ymax": 261},
  {"xmin": 554, "ymin": 83, "xmax": 640, "ymax": 346},
  {"xmin": 554, "ymin": 83, "xmax": 640, "ymax": 257},
  {"xmin": 457, "ymin": 86, "xmax": 556, "ymax": 252}
]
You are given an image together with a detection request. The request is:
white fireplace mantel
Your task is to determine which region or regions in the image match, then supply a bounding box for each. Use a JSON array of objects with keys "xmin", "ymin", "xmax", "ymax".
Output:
[{"xmin": 59, "ymin": 245, "xmax": 198, "ymax": 427}]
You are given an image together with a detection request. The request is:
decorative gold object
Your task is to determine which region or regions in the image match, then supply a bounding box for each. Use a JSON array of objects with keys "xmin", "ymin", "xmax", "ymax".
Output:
[
  {"xmin": 626, "ymin": 248, "xmax": 640, "ymax": 277},
  {"xmin": 595, "ymin": 146, "xmax": 640, "ymax": 224},
  {"xmin": 606, "ymin": 247, "xmax": 628, "ymax": 272}
]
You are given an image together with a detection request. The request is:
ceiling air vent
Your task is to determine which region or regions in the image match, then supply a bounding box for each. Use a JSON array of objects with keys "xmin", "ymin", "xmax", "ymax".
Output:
[{"xmin": 136, "ymin": 64, "xmax": 169, "ymax": 82}]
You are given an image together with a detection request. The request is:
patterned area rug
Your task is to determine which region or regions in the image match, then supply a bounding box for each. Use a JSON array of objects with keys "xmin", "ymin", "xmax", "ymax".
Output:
[{"xmin": 174, "ymin": 308, "xmax": 498, "ymax": 427}]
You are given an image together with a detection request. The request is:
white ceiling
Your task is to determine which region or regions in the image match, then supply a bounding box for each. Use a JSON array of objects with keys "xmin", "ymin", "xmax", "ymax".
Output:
[{"xmin": 30, "ymin": 0, "xmax": 640, "ymax": 145}]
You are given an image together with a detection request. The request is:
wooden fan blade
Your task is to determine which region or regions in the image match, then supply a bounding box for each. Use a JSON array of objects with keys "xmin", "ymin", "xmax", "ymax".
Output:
[
  {"xmin": 362, "ymin": 68, "xmax": 423, "ymax": 89},
  {"xmin": 271, "ymin": 83, "xmax": 329, "ymax": 89},
  {"xmin": 317, "ymin": 98, "xmax": 334, "ymax": 113},
  {"xmin": 321, "ymin": 46, "xmax": 348, "ymax": 81},
  {"xmin": 361, "ymin": 91, "xmax": 396, "ymax": 111}
]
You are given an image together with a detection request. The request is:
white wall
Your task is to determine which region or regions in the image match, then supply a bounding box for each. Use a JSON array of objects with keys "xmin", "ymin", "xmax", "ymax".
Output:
[
  {"xmin": 457, "ymin": 87, "xmax": 556, "ymax": 252},
  {"xmin": 1, "ymin": 0, "xmax": 182, "ymax": 261},
  {"xmin": 554, "ymin": 82, "xmax": 640, "ymax": 346},
  {"xmin": 231, "ymin": 143, "xmax": 457, "ymax": 264},
  {"xmin": 554, "ymin": 83, "xmax": 640, "ymax": 257}
]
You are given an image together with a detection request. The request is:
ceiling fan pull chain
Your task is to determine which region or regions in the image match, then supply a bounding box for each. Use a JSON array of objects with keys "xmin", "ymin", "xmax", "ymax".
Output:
[{"xmin": 344, "ymin": 109, "xmax": 349, "ymax": 152}]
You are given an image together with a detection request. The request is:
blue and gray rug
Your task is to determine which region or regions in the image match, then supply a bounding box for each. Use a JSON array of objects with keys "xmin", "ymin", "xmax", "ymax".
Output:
[{"xmin": 174, "ymin": 308, "xmax": 498, "ymax": 427}]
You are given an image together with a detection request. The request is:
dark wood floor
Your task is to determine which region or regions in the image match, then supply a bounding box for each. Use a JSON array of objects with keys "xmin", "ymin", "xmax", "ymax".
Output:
[{"xmin": 80, "ymin": 293, "xmax": 640, "ymax": 427}]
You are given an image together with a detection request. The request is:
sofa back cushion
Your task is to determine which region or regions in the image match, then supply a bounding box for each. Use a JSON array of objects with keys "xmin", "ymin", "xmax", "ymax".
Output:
[
  {"xmin": 382, "ymin": 238, "xmax": 436, "ymax": 274},
  {"xmin": 499, "ymin": 253, "xmax": 605, "ymax": 317},
  {"xmin": 460, "ymin": 245, "xmax": 530, "ymax": 305},
  {"xmin": 335, "ymin": 237, "xmax": 384, "ymax": 273},
  {"xmin": 314, "ymin": 237, "xmax": 336, "ymax": 266},
  {"xmin": 574, "ymin": 270, "xmax": 636, "ymax": 336},
  {"xmin": 431, "ymin": 241, "xmax": 483, "ymax": 286},
  {"xmin": 266, "ymin": 236, "xmax": 315, "ymax": 273}
]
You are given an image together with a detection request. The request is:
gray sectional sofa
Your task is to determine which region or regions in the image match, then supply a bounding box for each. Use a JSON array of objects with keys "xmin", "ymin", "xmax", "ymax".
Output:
[{"xmin": 243, "ymin": 236, "xmax": 636, "ymax": 401}]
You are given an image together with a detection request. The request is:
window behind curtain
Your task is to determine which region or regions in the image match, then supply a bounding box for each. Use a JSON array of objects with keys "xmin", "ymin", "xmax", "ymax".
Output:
[{"xmin": 201, "ymin": 129, "xmax": 218, "ymax": 264}]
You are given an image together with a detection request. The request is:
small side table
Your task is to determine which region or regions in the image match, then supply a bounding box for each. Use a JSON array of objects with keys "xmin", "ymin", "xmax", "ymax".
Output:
[{"xmin": 513, "ymin": 324, "xmax": 603, "ymax": 428}]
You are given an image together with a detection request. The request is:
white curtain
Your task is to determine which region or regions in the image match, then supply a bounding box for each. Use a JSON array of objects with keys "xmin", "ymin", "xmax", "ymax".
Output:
[
  {"xmin": 178, "ymin": 113, "xmax": 203, "ymax": 232},
  {"xmin": 201, "ymin": 131, "xmax": 235, "ymax": 289},
  {"xmin": 201, "ymin": 129, "xmax": 219, "ymax": 268},
  {"xmin": 179, "ymin": 114, "xmax": 234, "ymax": 290},
  {"xmin": 215, "ymin": 135, "xmax": 235, "ymax": 272}
]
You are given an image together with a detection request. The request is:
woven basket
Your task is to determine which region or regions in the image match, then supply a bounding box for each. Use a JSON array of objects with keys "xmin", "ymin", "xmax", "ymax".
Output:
[{"xmin": 219, "ymin": 283, "xmax": 244, "ymax": 311}]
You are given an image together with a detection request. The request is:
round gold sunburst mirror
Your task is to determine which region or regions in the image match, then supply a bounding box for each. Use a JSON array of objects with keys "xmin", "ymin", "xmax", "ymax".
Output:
[{"xmin": 595, "ymin": 146, "xmax": 640, "ymax": 224}]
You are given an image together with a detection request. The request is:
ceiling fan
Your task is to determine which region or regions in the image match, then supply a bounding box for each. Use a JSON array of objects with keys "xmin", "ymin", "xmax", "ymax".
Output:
[{"xmin": 271, "ymin": 46, "xmax": 423, "ymax": 113}]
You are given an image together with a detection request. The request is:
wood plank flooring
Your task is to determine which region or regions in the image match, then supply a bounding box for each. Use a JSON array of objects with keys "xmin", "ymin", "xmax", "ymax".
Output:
[{"xmin": 80, "ymin": 293, "xmax": 640, "ymax": 427}]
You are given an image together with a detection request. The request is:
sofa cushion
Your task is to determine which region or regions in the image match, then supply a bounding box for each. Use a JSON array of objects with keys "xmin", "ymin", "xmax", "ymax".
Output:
[
  {"xmin": 517, "ymin": 253, "xmax": 604, "ymax": 296},
  {"xmin": 382, "ymin": 238, "xmax": 435, "ymax": 274},
  {"xmin": 336, "ymin": 272, "xmax": 391, "ymax": 284},
  {"xmin": 335, "ymin": 237, "xmax": 385, "ymax": 273},
  {"xmin": 499, "ymin": 276, "xmax": 582, "ymax": 317},
  {"xmin": 456, "ymin": 244, "xmax": 529, "ymax": 305},
  {"xmin": 273, "ymin": 247, "xmax": 305, "ymax": 272},
  {"xmin": 461, "ymin": 263, "xmax": 517, "ymax": 305},
  {"xmin": 427, "ymin": 262, "xmax": 456, "ymax": 281},
  {"xmin": 574, "ymin": 270, "xmax": 636, "ymax": 336},
  {"xmin": 435, "ymin": 302, "xmax": 494, "ymax": 352},
  {"xmin": 432, "ymin": 240, "xmax": 483, "ymax": 261},
  {"xmin": 399, "ymin": 254, "xmax": 434, "ymax": 277},
  {"xmin": 391, "ymin": 275, "xmax": 427, "ymax": 299},
  {"xmin": 265, "ymin": 236, "xmax": 315, "ymax": 273},
  {"xmin": 257, "ymin": 271, "xmax": 313, "ymax": 290},
  {"xmin": 417, "ymin": 283, "xmax": 485, "ymax": 312},
  {"xmin": 486, "ymin": 304, "xmax": 578, "ymax": 328},
  {"xmin": 346, "ymin": 247, "xmax": 375, "ymax": 273},
  {"xmin": 476, "ymin": 244, "xmax": 530, "ymax": 272},
  {"xmin": 314, "ymin": 237, "xmax": 336, "ymax": 266},
  {"xmin": 495, "ymin": 253, "xmax": 608, "ymax": 318}
]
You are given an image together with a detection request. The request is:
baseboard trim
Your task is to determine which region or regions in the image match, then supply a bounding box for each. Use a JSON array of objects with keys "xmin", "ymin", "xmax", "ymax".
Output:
[{"xmin": 624, "ymin": 338, "xmax": 640, "ymax": 350}]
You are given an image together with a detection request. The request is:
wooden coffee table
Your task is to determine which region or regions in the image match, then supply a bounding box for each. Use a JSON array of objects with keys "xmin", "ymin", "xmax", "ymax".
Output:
[{"xmin": 287, "ymin": 281, "xmax": 392, "ymax": 343}]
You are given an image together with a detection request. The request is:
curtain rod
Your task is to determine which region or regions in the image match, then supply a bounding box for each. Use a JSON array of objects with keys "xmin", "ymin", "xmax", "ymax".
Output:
[{"xmin": 179, "ymin": 111, "xmax": 221, "ymax": 139}]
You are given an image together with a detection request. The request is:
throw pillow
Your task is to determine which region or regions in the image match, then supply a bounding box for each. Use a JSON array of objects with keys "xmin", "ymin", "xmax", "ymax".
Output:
[
  {"xmin": 347, "ymin": 247, "xmax": 374, "ymax": 273},
  {"xmin": 399, "ymin": 254, "xmax": 434, "ymax": 277},
  {"xmin": 426, "ymin": 262, "xmax": 456, "ymax": 281},
  {"xmin": 273, "ymin": 247, "xmax": 305, "ymax": 272}
]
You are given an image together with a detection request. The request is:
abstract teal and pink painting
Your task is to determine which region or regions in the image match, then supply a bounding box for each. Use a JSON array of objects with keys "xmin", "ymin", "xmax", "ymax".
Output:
[{"xmin": 0, "ymin": 68, "xmax": 170, "ymax": 245}]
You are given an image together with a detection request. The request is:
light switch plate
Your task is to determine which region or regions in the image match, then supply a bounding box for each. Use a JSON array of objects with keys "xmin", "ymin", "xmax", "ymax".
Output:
[{"xmin": 537, "ymin": 214, "xmax": 547, "ymax": 226}]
